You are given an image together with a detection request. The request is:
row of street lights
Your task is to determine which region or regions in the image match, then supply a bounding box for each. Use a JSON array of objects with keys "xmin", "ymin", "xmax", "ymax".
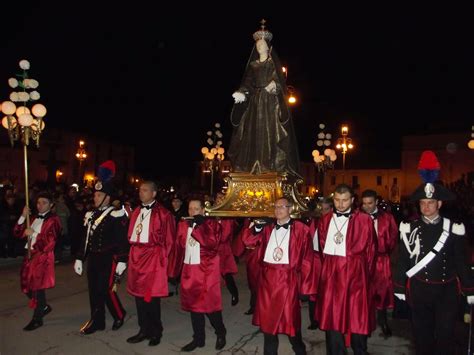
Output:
[{"xmin": 312, "ymin": 123, "xmax": 354, "ymax": 194}]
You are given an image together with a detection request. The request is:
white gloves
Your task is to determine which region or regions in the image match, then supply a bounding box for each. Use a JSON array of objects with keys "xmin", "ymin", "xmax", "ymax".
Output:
[
  {"xmin": 394, "ymin": 293, "xmax": 406, "ymax": 301},
  {"xmin": 115, "ymin": 262, "xmax": 127, "ymax": 275},
  {"xmin": 264, "ymin": 80, "xmax": 277, "ymax": 94},
  {"xmin": 232, "ymin": 92, "xmax": 246, "ymax": 103},
  {"xmin": 74, "ymin": 260, "xmax": 83, "ymax": 276},
  {"xmin": 467, "ymin": 295, "xmax": 474, "ymax": 305}
]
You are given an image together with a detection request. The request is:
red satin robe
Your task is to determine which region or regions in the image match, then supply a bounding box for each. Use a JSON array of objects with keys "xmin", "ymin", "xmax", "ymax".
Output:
[
  {"xmin": 127, "ymin": 203, "xmax": 176, "ymax": 300},
  {"xmin": 372, "ymin": 210, "xmax": 398, "ymax": 310},
  {"xmin": 316, "ymin": 210, "xmax": 377, "ymax": 335},
  {"xmin": 14, "ymin": 215, "xmax": 61, "ymax": 293},
  {"xmin": 308, "ymin": 218, "xmax": 322, "ymax": 303},
  {"xmin": 242, "ymin": 220, "xmax": 316, "ymax": 336},
  {"xmin": 170, "ymin": 219, "xmax": 222, "ymax": 313},
  {"xmin": 232, "ymin": 218, "xmax": 261, "ymax": 293},
  {"xmin": 218, "ymin": 218, "xmax": 238, "ymax": 275}
]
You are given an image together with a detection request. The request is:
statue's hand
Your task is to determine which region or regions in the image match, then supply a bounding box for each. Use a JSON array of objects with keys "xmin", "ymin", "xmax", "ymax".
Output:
[
  {"xmin": 232, "ymin": 92, "xmax": 246, "ymax": 103},
  {"xmin": 264, "ymin": 80, "xmax": 277, "ymax": 94}
]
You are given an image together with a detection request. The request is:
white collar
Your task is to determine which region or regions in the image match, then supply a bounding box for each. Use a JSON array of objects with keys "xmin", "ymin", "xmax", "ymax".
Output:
[
  {"xmin": 422, "ymin": 215, "xmax": 441, "ymax": 224},
  {"xmin": 38, "ymin": 210, "xmax": 50, "ymax": 217},
  {"xmin": 277, "ymin": 218, "xmax": 291, "ymax": 226}
]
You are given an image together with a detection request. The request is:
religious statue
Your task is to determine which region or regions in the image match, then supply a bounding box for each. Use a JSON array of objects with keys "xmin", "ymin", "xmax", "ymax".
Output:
[{"xmin": 228, "ymin": 20, "xmax": 301, "ymax": 177}]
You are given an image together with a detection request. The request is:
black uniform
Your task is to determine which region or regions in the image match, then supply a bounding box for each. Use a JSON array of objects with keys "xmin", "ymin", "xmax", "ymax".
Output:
[
  {"xmin": 394, "ymin": 217, "xmax": 474, "ymax": 355},
  {"xmin": 77, "ymin": 206, "xmax": 129, "ymax": 330}
]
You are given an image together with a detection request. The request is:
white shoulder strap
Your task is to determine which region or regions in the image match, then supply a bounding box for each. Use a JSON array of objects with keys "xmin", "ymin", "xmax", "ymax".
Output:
[{"xmin": 406, "ymin": 218, "xmax": 450, "ymax": 278}]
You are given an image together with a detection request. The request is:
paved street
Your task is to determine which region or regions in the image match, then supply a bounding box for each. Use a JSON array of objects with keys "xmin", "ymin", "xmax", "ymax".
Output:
[{"xmin": 0, "ymin": 256, "xmax": 466, "ymax": 354}]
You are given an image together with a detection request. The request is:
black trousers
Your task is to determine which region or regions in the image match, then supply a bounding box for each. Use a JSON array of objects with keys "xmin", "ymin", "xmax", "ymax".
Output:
[
  {"xmin": 27, "ymin": 289, "xmax": 46, "ymax": 319},
  {"xmin": 135, "ymin": 296, "xmax": 163, "ymax": 338},
  {"xmin": 190, "ymin": 311, "xmax": 226, "ymax": 344},
  {"xmin": 308, "ymin": 299, "xmax": 317, "ymax": 325},
  {"xmin": 325, "ymin": 330, "xmax": 368, "ymax": 355},
  {"xmin": 377, "ymin": 309, "xmax": 388, "ymax": 326},
  {"xmin": 86, "ymin": 252, "xmax": 126, "ymax": 325},
  {"xmin": 249, "ymin": 290, "xmax": 257, "ymax": 309},
  {"xmin": 410, "ymin": 278, "xmax": 459, "ymax": 355},
  {"xmin": 263, "ymin": 331, "xmax": 306, "ymax": 355},
  {"xmin": 223, "ymin": 273, "xmax": 238, "ymax": 297}
]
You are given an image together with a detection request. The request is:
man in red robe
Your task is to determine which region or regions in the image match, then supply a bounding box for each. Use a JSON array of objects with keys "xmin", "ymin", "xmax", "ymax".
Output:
[
  {"xmin": 316, "ymin": 184, "xmax": 377, "ymax": 355},
  {"xmin": 14, "ymin": 191, "xmax": 61, "ymax": 331},
  {"xmin": 218, "ymin": 218, "xmax": 239, "ymax": 306},
  {"xmin": 126, "ymin": 181, "xmax": 175, "ymax": 347},
  {"xmin": 232, "ymin": 218, "xmax": 261, "ymax": 315},
  {"xmin": 361, "ymin": 189, "xmax": 397, "ymax": 338},
  {"xmin": 242, "ymin": 197, "xmax": 315, "ymax": 355},
  {"xmin": 169, "ymin": 198, "xmax": 226, "ymax": 352}
]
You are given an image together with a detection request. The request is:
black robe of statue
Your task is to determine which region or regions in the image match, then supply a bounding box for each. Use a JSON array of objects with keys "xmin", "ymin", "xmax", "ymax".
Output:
[{"xmin": 228, "ymin": 55, "xmax": 300, "ymax": 176}]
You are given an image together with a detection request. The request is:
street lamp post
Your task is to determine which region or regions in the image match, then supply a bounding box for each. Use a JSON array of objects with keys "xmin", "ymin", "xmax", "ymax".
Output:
[
  {"xmin": 335, "ymin": 124, "xmax": 354, "ymax": 183},
  {"xmin": 75, "ymin": 140, "xmax": 87, "ymax": 184},
  {"xmin": 468, "ymin": 125, "xmax": 474, "ymax": 150},
  {"xmin": 1, "ymin": 59, "xmax": 47, "ymax": 259},
  {"xmin": 312, "ymin": 123, "xmax": 337, "ymax": 196},
  {"xmin": 201, "ymin": 123, "xmax": 225, "ymax": 198}
]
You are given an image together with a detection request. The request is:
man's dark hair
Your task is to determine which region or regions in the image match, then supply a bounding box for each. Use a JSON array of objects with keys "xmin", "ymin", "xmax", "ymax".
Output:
[
  {"xmin": 322, "ymin": 197, "xmax": 334, "ymax": 207},
  {"xmin": 36, "ymin": 191, "xmax": 54, "ymax": 203},
  {"xmin": 361, "ymin": 189, "xmax": 377, "ymax": 200},
  {"xmin": 334, "ymin": 184, "xmax": 354, "ymax": 197},
  {"xmin": 188, "ymin": 197, "xmax": 205, "ymax": 208}
]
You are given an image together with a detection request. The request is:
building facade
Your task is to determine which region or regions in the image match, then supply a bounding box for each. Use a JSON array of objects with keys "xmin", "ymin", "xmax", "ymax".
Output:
[
  {"xmin": 300, "ymin": 132, "xmax": 473, "ymax": 202},
  {"xmin": 0, "ymin": 127, "xmax": 135, "ymax": 191}
]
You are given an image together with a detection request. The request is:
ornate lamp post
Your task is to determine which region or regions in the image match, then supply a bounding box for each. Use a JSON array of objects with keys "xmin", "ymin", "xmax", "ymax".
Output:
[
  {"xmin": 468, "ymin": 125, "xmax": 474, "ymax": 150},
  {"xmin": 335, "ymin": 124, "xmax": 354, "ymax": 182},
  {"xmin": 201, "ymin": 123, "xmax": 225, "ymax": 198},
  {"xmin": 75, "ymin": 140, "xmax": 87, "ymax": 184},
  {"xmin": 312, "ymin": 123, "xmax": 337, "ymax": 196},
  {"xmin": 1, "ymin": 59, "xmax": 47, "ymax": 259}
]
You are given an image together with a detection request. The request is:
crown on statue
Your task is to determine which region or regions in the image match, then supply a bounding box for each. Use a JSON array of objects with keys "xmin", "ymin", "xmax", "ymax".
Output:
[{"xmin": 253, "ymin": 19, "xmax": 273, "ymax": 42}]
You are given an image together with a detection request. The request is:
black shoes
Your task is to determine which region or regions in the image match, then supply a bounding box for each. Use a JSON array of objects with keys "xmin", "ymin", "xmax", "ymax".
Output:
[
  {"xmin": 231, "ymin": 294, "xmax": 239, "ymax": 306},
  {"xmin": 80, "ymin": 319, "xmax": 105, "ymax": 334},
  {"xmin": 22, "ymin": 304, "xmax": 52, "ymax": 331},
  {"xmin": 43, "ymin": 304, "xmax": 52, "ymax": 317},
  {"xmin": 244, "ymin": 307, "xmax": 254, "ymax": 315},
  {"xmin": 307, "ymin": 321, "xmax": 319, "ymax": 330},
  {"xmin": 181, "ymin": 340, "xmax": 205, "ymax": 352},
  {"xmin": 380, "ymin": 323, "xmax": 392, "ymax": 338},
  {"xmin": 127, "ymin": 332, "xmax": 149, "ymax": 344},
  {"xmin": 148, "ymin": 336, "xmax": 161, "ymax": 346},
  {"xmin": 216, "ymin": 335, "xmax": 226, "ymax": 350},
  {"xmin": 112, "ymin": 318, "xmax": 125, "ymax": 331},
  {"xmin": 23, "ymin": 318, "xmax": 43, "ymax": 331},
  {"xmin": 112, "ymin": 311, "xmax": 126, "ymax": 330}
]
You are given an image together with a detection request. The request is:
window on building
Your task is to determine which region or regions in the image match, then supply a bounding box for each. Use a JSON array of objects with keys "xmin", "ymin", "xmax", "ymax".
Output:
[{"xmin": 376, "ymin": 176, "xmax": 382, "ymax": 186}]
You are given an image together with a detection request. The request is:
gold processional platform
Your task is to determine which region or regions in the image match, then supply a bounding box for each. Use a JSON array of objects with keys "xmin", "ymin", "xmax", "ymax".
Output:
[{"xmin": 204, "ymin": 172, "xmax": 308, "ymax": 218}]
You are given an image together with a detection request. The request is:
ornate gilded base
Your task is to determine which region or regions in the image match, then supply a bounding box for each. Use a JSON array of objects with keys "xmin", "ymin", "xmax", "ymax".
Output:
[{"xmin": 205, "ymin": 172, "xmax": 308, "ymax": 218}]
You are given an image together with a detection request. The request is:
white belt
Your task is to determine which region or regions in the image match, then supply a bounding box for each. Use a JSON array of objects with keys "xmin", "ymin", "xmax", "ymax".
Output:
[{"xmin": 406, "ymin": 218, "xmax": 450, "ymax": 278}]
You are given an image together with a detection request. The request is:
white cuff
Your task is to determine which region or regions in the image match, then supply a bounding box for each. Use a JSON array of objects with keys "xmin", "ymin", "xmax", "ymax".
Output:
[
  {"xmin": 17, "ymin": 216, "xmax": 26, "ymax": 225},
  {"xmin": 395, "ymin": 293, "xmax": 406, "ymax": 301}
]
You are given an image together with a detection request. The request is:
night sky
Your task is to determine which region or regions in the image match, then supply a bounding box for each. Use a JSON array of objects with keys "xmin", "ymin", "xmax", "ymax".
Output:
[{"xmin": 2, "ymin": 3, "xmax": 473, "ymax": 180}]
